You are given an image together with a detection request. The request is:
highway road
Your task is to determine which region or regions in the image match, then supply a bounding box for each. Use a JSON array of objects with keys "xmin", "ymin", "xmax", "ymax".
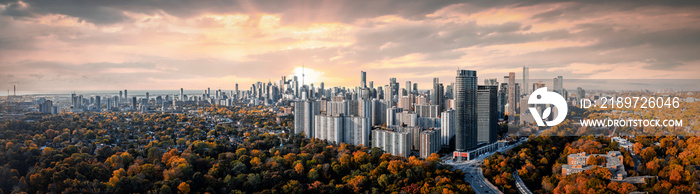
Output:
[
  {"xmin": 452, "ymin": 162, "xmax": 501, "ymax": 193},
  {"xmin": 443, "ymin": 138, "xmax": 528, "ymax": 194},
  {"xmin": 513, "ymin": 170, "xmax": 533, "ymax": 194}
]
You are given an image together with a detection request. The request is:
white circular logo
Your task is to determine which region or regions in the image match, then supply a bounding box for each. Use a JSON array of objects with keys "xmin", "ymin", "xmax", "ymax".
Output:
[{"xmin": 528, "ymin": 87, "xmax": 567, "ymax": 126}]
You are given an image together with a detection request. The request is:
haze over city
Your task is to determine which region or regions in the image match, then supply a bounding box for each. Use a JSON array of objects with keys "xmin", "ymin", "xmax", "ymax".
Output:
[{"xmin": 1, "ymin": 0, "xmax": 700, "ymax": 93}]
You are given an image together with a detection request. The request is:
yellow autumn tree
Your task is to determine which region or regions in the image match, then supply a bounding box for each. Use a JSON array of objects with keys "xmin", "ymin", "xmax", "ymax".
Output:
[
  {"xmin": 388, "ymin": 160, "xmax": 405, "ymax": 174},
  {"xmin": 352, "ymin": 151, "xmax": 370, "ymax": 165},
  {"xmin": 251, "ymin": 157, "xmax": 262, "ymax": 168},
  {"xmin": 178, "ymin": 182, "xmax": 190, "ymax": 194},
  {"xmin": 295, "ymin": 163, "xmax": 304, "ymax": 174},
  {"xmin": 108, "ymin": 168, "xmax": 127, "ymax": 187}
]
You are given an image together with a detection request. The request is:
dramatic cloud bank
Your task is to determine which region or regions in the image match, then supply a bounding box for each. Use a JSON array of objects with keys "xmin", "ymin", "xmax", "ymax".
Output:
[{"xmin": 1, "ymin": 0, "xmax": 699, "ymax": 92}]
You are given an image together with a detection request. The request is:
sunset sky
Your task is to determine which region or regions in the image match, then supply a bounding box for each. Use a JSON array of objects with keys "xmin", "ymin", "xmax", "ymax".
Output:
[{"xmin": 1, "ymin": 0, "xmax": 699, "ymax": 93}]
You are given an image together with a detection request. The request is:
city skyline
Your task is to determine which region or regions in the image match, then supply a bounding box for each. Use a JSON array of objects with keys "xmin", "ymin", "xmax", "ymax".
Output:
[
  {"xmin": 1, "ymin": 1, "xmax": 699, "ymax": 193},
  {"xmin": 2, "ymin": 1, "xmax": 700, "ymax": 92},
  {"xmin": 5, "ymin": 76, "xmax": 700, "ymax": 96}
]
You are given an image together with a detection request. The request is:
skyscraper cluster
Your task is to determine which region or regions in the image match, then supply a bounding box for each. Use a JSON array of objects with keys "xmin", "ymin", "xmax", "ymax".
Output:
[
  {"xmin": 492, "ymin": 66, "xmax": 566, "ymax": 126},
  {"xmin": 293, "ymin": 69, "xmax": 501, "ymax": 159},
  {"xmin": 51, "ymin": 66, "xmax": 557, "ymax": 160},
  {"xmin": 31, "ymin": 63, "xmax": 567, "ymax": 161},
  {"xmin": 30, "ymin": 65, "xmax": 529, "ymax": 160}
]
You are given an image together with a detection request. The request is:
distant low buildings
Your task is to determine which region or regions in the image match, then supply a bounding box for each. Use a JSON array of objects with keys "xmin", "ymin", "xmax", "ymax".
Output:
[
  {"xmin": 39, "ymin": 100, "xmax": 58, "ymax": 114},
  {"xmin": 562, "ymin": 151, "xmax": 627, "ymax": 180},
  {"xmin": 611, "ymin": 137, "xmax": 634, "ymax": 153}
]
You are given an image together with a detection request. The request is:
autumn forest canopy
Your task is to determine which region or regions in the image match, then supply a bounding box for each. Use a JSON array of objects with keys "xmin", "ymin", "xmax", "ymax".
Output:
[{"xmin": 0, "ymin": 106, "xmax": 471, "ymax": 193}]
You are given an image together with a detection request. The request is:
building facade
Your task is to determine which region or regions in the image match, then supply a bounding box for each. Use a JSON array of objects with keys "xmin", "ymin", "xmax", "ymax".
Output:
[
  {"xmin": 455, "ymin": 70, "xmax": 478, "ymax": 151},
  {"xmin": 477, "ymin": 85, "xmax": 498, "ymax": 144},
  {"xmin": 294, "ymin": 100, "xmax": 320, "ymax": 138},
  {"xmin": 420, "ymin": 129, "xmax": 441, "ymax": 158},
  {"xmin": 440, "ymin": 109, "xmax": 455, "ymax": 147},
  {"xmin": 372, "ymin": 129, "xmax": 411, "ymax": 158}
]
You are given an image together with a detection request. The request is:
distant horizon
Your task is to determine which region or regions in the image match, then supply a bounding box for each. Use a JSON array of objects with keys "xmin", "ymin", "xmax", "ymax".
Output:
[{"xmin": 5, "ymin": 78, "xmax": 699, "ymax": 96}]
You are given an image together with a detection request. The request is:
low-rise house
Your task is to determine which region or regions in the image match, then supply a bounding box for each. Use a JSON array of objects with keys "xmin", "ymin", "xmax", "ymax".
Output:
[{"xmin": 562, "ymin": 151, "xmax": 627, "ymax": 180}]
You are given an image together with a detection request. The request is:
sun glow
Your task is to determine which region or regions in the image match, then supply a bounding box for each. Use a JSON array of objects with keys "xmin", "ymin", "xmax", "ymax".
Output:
[{"xmin": 290, "ymin": 66, "xmax": 325, "ymax": 85}]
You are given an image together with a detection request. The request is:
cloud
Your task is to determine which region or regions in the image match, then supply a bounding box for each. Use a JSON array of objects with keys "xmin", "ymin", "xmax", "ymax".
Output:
[
  {"xmin": 1, "ymin": 0, "xmax": 700, "ymax": 92},
  {"xmin": 0, "ymin": 0, "xmax": 466, "ymax": 25}
]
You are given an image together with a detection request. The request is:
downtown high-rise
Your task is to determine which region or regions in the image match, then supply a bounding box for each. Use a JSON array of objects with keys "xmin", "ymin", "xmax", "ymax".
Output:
[
  {"xmin": 455, "ymin": 70, "xmax": 478, "ymax": 151},
  {"xmin": 477, "ymin": 85, "xmax": 498, "ymax": 144},
  {"xmin": 507, "ymin": 72, "xmax": 516, "ymax": 123},
  {"xmin": 523, "ymin": 66, "xmax": 529, "ymax": 95},
  {"xmin": 361, "ymin": 71, "xmax": 367, "ymax": 88},
  {"xmin": 553, "ymin": 75, "xmax": 564, "ymax": 95},
  {"xmin": 431, "ymin": 78, "xmax": 445, "ymax": 113},
  {"xmin": 294, "ymin": 100, "xmax": 320, "ymax": 138}
]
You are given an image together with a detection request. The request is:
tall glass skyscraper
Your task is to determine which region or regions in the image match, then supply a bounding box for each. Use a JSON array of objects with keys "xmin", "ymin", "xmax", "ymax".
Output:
[
  {"xmin": 523, "ymin": 66, "xmax": 529, "ymax": 95},
  {"xmin": 361, "ymin": 71, "xmax": 367, "ymax": 88},
  {"xmin": 431, "ymin": 78, "xmax": 444, "ymax": 113},
  {"xmin": 455, "ymin": 70, "xmax": 477, "ymax": 151},
  {"xmin": 477, "ymin": 85, "xmax": 498, "ymax": 144}
]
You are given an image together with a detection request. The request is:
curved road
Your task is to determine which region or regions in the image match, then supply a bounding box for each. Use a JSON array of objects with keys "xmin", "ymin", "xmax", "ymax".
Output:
[
  {"xmin": 452, "ymin": 161, "xmax": 501, "ymax": 193},
  {"xmin": 444, "ymin": 138, "xmax": 527, "ymax": 194},
  {"xmin": 513, "ymin": 170, "xmax": 533, "ymax": 194}
]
